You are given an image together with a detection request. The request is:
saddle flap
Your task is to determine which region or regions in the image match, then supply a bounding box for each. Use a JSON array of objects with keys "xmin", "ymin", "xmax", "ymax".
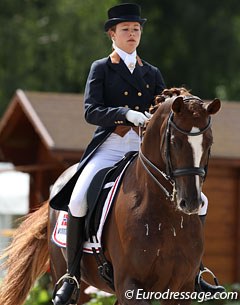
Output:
[
  {"xmin": 85, "ymin": 151, "xmax": 138, "ymax": 239},
  {"xmin": 86, "ymin": 167, "xmax": 114, "ymax": 238}
]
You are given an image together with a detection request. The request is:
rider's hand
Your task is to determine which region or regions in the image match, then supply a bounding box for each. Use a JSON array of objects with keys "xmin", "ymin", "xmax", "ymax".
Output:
[{"xmin": 126, "ymin": 110, "xmax": 149, "ymax": 126}]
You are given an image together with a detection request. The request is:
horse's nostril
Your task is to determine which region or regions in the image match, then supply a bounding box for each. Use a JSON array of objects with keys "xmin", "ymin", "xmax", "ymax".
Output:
[
  {"xmin": 178, "ymin": 198, "xmax": 200, "ymax": 215},
  {"xmin": 180, "ymin": 199, "xmax": 187, "ymax": 210}
]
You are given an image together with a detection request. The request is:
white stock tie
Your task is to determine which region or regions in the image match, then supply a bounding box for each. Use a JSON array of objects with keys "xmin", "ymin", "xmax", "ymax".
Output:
[{"xmin": 124, "ymin": 54, "xmax": 136, "ymax": 73}]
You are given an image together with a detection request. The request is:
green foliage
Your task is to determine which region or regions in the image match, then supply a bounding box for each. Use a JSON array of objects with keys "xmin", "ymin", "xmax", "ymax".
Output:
[
  {"xmin": 1, "ymin": 0, "xmax": 240, "ymax": 116},
  {"xmin": 0, "ymin": 0, "xmax": 117, "ymax": 114},
  {"xmin": 131, "ymin": 0, "xmax": 240, "ymax": 100},
  {"xmin": 24, "ymin": 274, "xmax": 52, "ymax": 305},
  {"xmin": 86, "ymin": 293, "xmax": 116, "ymax": 305}
]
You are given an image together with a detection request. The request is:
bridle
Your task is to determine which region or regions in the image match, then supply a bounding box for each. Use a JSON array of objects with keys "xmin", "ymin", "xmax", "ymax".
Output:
[
  {"xmin": 139, "ymin": 97, "xmax": 212, "ymax": 200},
  {"xmin": 165, "ymin": 111, "xmax": 211, "ymax": 180}
]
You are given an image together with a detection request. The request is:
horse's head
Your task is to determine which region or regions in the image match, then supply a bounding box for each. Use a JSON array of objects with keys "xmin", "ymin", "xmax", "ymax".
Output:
[
  {"xmin": 142, "ymin": 88, "xmax": 221, "ymax": 215},
  {"xmin": 166, "ymin": 92, "xmax": 220, "ymax": 214}
]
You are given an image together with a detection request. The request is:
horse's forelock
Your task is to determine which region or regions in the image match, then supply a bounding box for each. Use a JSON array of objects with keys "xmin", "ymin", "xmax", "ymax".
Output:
[
  {"xmin": 188, "ymin": 101, "xmax": 206, "ymax": 118},
  {"xmin": 146, "ymin": 88, "xmax": 203, "ymax": 133},
  {"xmin": 162, "ymin": 87, "xmax": 191, "ymax": 98},
  {"xmin": 152, "ymin": 87, "xmax": 191, "ymax": 111}
]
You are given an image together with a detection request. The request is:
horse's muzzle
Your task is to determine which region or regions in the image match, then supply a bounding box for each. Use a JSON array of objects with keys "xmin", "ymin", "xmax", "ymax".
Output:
[{"xmin": 177, "ymin": 197, "xmax": 201, "ymax": 215}]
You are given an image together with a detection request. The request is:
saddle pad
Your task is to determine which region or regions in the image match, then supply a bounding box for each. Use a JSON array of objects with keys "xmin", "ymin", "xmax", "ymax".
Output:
[{"xmin": 51, "ymin": 163, "xmax": 128, "ymax": 254}]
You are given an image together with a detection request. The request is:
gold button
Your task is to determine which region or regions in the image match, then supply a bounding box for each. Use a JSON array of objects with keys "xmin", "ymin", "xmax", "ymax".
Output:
[
  {"xmin": 146, "ymin": 84, "xmax": 150, "ymax": 88},
  {"xmin": 124, "ymin": 105, "xmax": 129, "ymax": 108},
  {"xmin": 138, "ymin": 92, "xmax": 142, "ymax": 96},
  {"xmin": 124, "ymin": 91, "xmax": 129, "ymax": 96},
  {"xmin": 135, "ymin": 106, "xmax": 140, "ymax": 110}
]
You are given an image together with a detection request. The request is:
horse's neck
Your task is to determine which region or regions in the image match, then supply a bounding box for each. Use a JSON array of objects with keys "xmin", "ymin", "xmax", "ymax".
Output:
[
  {"xmin": 140, "ymin": 106, "xmax": 169, "ymax": 171},
  {"xmin": 135, "ymin": 111, "xmax": 174, "ymax": 211},
  {"xmin": 140, "ymin": 119, "xmax": 166, "ymax": 174},
  {"xmin": 136, "ymin": 147, "xmax": 171, "ymax": 204}
]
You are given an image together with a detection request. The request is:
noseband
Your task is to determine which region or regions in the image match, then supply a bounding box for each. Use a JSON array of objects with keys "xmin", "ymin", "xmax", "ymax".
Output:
[{"xmin": 139, "ymin": 98, "xmax": 212, "ymax": 200}]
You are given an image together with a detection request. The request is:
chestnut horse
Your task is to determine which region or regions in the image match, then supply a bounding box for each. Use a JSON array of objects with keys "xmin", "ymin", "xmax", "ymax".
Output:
[{"xmin": 0, "ymin": 88, "xmax": 221, "ymax": 305}]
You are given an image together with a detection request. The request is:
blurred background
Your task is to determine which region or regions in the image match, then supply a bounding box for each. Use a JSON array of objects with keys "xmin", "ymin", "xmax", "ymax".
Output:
[{"xmin": 1, "ymin": 0, "xmax": 240, "ymax": 116}]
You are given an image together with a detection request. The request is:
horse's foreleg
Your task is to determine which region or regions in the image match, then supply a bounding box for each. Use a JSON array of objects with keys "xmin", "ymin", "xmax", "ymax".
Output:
[
  {"xmin": 114, "ymin": 279, "xmax": 154, "ymax": 305},
  {"xmin": 160, "ymin": 280, "xmax": 195, "ymax": 305},
  {"xmin": 77, "ymin": 282, "xmax": 91, "ymax": 305}
]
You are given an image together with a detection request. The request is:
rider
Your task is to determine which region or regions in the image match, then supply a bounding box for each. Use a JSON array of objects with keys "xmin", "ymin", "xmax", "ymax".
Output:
[{"xmin": 51, "ymin": 3, "xmax": 224, "ymax": 305}]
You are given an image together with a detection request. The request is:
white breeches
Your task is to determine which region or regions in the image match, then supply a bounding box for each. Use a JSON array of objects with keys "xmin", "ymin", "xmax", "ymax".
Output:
[
  {"xmin": 69, "ymin": 129, "xmax": 140, "ymax": 217},
  {"xmin": 68, "ymin": 129, "xmax": 209, "ymax": 217}
]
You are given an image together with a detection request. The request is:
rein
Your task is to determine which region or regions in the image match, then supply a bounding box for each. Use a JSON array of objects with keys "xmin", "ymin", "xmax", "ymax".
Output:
[
  {"xmin": 139, "ymin": 149, "xmax": 175, "ymax": 200},
  {"xmin": 139, "ymin": 105, "xmax": 212, "ymax": 200}
]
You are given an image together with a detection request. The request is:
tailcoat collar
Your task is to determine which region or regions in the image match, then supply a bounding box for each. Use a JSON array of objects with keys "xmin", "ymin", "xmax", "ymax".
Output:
[{"xmin": 108, "ymin": 51, "xmax": 149, "ymax": 91}]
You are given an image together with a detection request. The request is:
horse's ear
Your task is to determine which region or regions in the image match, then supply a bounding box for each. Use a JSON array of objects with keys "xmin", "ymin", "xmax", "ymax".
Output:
[
  {"xmin": 172, "ymin": 96, "xmax": 184, "ymax": 113},
  {"xmin": 205, "ymin": 98, "xmax": 221, "ymax": 115}
]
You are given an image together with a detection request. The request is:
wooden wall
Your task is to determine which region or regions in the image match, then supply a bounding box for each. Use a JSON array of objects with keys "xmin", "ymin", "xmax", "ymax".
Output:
[{"xmin": 202, "ymin": 160, "xmax": 240, "ymax": 284}]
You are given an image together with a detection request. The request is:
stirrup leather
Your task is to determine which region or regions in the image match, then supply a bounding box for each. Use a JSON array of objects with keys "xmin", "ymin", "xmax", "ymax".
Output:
[{"xmin": 52, "ymin": 273, "xmax": 80, "ymax": 304}]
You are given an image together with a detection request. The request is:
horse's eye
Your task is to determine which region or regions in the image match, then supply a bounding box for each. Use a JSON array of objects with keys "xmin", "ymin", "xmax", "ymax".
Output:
[
  {"xmin": 170, "ymin": 135, "xmax": 175, "ymax": 143},
  {"xmin": 171, "ymin": 135, "xmax": 182, "ymax": 149}
]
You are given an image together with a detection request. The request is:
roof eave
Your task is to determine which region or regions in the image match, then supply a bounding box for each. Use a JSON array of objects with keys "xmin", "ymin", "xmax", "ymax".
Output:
[{"xmin": 16, "ymin": 89, "xmax": 55, "ymax": 149}]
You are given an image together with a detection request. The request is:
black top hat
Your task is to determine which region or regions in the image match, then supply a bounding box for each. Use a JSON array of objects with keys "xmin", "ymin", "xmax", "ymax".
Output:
[{"xmin": 104, "ymin": 3, "xmax": 147, "ymax": 32}]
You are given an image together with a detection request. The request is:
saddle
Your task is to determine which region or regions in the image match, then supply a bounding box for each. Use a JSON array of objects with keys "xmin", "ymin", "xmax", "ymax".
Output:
[
  {"xmin": 52, "ymin": 151, "xmax": 137, "ymax": 290},
  {"xmin": 85, "ymin": 151, "xmax": 137, "ymax": 240}
]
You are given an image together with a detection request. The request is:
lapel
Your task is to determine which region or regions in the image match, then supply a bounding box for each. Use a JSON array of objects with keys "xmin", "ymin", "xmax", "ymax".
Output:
[{"xmin": 107, "ymin": 51, "xmax": 150, "ymax": 91}]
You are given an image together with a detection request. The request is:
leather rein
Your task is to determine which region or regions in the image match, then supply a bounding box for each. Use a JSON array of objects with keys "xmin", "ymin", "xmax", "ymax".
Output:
[{"xmin": 139, "ymin": 98, "xmax": 212, "ymax": 200}]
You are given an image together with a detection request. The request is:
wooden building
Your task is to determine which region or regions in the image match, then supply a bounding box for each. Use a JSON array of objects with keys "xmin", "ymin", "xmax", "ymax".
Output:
[
  {"xmin": 0, "ymin": 90, "xmax": 239, "ymax": 284},
  {"xmin": 0, "ymin": 90, "xmax": 95, "ymax": 209}
]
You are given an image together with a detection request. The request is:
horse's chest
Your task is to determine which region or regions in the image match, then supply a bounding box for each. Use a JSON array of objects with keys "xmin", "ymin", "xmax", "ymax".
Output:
[
  {"xmin": 132, "ymin": 217, "xmax": 203, "ymax": 273},
  {"xmin": 136, "ymin": 224, "xmax": 203, "ymax": 290}
]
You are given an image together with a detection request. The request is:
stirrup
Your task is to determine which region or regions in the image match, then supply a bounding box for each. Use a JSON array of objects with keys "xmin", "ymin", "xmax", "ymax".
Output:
[
  {"xmin": 197, "ymin": 267, "xmax": 219, "ymax": 286},
  {"xmin": 195, "ymin": 267, "xmax": 225, "ymax": 297},
  {"xmin": 52, "ymin": 273, "xmax": 80, "ymax": 305}
]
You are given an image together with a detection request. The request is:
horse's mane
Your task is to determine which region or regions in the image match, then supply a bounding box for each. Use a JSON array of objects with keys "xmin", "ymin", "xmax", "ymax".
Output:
[
  {"xmin": 149, "ymin": 87, "xmax": 192, "ymax": 114},
  {"xmin": 143, "ymin": 87, "xmax": 198, "ymax": 134}
]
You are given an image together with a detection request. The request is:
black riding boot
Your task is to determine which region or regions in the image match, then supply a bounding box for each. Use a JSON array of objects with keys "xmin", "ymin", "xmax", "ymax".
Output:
[
  {"xmin": 53, "ymin": 210, "xmax": 85, "ymax": 305},
  {"xmin": 195, "ymin": 215, "xmax": 225, "ymax": 295}
]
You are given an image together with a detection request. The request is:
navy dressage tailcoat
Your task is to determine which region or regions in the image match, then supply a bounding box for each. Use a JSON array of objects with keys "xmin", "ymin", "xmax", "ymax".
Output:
[{"xmin": 50, "ymin": 51, "xmax": 165, "ymax": 211}]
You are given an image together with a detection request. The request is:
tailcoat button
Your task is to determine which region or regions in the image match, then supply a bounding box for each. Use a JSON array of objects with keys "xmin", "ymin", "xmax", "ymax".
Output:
[
  {"xmin": 138, "ymin": 92, "xmax": 142, "ymax": 96},
  {"xmin": 135, "ymin": 106, "xmax": 140, "ymax": 110},
  {"xmin": 124, "ymin": 91, "xmax": 129, "ymax": 96}
]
